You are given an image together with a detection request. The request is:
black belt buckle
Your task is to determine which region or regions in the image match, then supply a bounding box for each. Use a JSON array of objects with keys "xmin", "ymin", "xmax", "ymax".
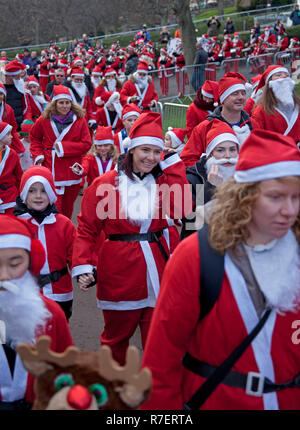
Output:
[{"xmin": 50, "ymin": 270, "xmax": 61, "ymax": 283}]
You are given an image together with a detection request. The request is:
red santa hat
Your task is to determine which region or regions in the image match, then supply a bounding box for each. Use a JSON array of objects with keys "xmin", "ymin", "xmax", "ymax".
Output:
[
  {"xmin": 255, "ymin": 65, "xmax": 289, "ymax": 92},
  {"xmin": 52, "ymin": 85, "xmax": 73, "ymax": 102},
  {"xmin": 137, "ymin": 60, "xmax": 149, "ymax": 74},
  {"xmin": 87, "ymin": 49, "xmax": 94, "ymax": 57},
  {"xmin": 27, "ymin": 75, "xmax": 40, "ymax": 87},
  {"xmin": 71, "ymin": 67, "xmax": 85, "ymax": 77},
  {"xmin": 105, "ymin": 68, "xmax": 117, "ymax": 77},
  {"xmin": 72, "ymin": 57, "xmax": 84, "ymax": 66},
  {"xmin": 0, "ymin": 215, "xmax": 45, "ymax": 275},
  {"xmin": 201, "ymin": 80, "xmax": 219, "ymax": 106},
  {"xmin": 251, "ymin": 74, "xmax": 262, "ymax": 90},
  {"xmin": 94, "ymin": 126, "xmax": 114, "ymax": 146},
  {"xmin": 218, "ymin": 72, "xmax": 247, "ymax": 104},
  {"xmin": 4, "ymin": 59, "xmax": 26, "ymax": 75},
  {"xmin": 122, "ymin": 103, "xmax": 141, "ymax": 120},
  {"xmin": 205, "ymin": 120, "xmax": 239, "ymax": 157},
  {"xmin": 234, "ymin": 129, "xmax": 300, "ymax": 183},
  {"xmin": 0, "ymin": 82, "xmax": 7, "ymax": 97},
  {"xmin": 20, "ymin": 165, "xmax": 57, "ymax": 205},
  {"xmin": 91, "ymin": 65, "xmax": 103, "ymax": 76},
  {"xmin": 0, "ymin": 121, "xmax": 12, "ymax": 140},
  {"xmin": 57, "ymin": 58, "xmax": 68, "ymax": 68},
  {"xmin": 20, "ymin": 120, "xmax": 34, "ymax": 137},
  {"xmin": 165, "ymin": 127, "xmax": 187, "ymax": 149},
  {"xmin": 123, "ymin": 112, "xmax": 164, "ymax": 151},
  {"xmin": 233, "ymin": 32, "xmax": 239, "ymax": 38}
]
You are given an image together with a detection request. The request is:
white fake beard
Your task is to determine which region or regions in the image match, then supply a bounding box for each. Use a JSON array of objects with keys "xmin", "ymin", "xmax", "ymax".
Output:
[
  {"xmin": 71, "ymin": 81, "xmax": 86, "ymax": 99},
  {"xmin": 118, "ymin": 171, "xmax": 158, "ymax": 225},
  {"xmin": 107, "ymin": 79, "xmax": 117, "ymax": 92},
  {"xmin": 91, "ymin": 77, "xmax": 100, "ymax": 88},
  {"xmin": 0, "ymin": 271, "xmax": 51, "ymax": 348},
  {"xmin": 245, "ymin": 231, "xmax": 300, "ymax": 314},
  {"xmin": 34, "ymin": 94, "xmax": 47, "ymax": 105},
  {"xmin": 265, "ymin": 31, "xmax": 270, "ymax": 39},
  {"xmin": 136, "ymin": 76, "xmax": 148, "ymax": 90},
  {"xmin": 13, "ymin": 78, "xmax": 25, "ymax": 94},
  {"xmin": 205, "ymin": 156, "xmax": 238, "ymax": 181},
  {"xmin": 269, "ymin": 77, "xmax": 295, "ymax": 108}
]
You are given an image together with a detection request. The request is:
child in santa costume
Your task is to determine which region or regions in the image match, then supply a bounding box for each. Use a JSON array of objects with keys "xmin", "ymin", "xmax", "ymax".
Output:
[
  {"xmin": 114, "ymin": 103, "xmax": 141, "ymax": 154},
  {"xmin": 0, "ymin": 215, "xmax": 73, "ymax": 410},
  {"xmin": 72, "ymin": 112, "xmax": 192, "ymax": 366},
  {"xmin": 19, "ymin": 120, "xmax": 34, "ymax": 171},
  {"xmin": 29, "ymin": 85, "xmax": 92, "ymax": 219},
  {"xmin": 0, "ymin": 82, "xmax": 25, "ymax": 155},
  {"xmin": 157, "ymin": 47, "xmax": 173, "ymax": 96},
  {"xmin": 186, "ymin": 80, "xmax": 219, "ymax": 138},
  {"xmin": 164, "ymin": 127, "xmax": 187, "ymax": 155},
  {"xmin": 26, "ymin": 76, "xmax": 50, "ymax": 123},
  {"xmin": 251, "ymin": 65, "xmax": 300, "ymax": 148},
  {"xmin": 0, "ymin": 122, "xmax": 23, "ymax": 214},
  {"xmin": 14, "ymin": 166, "xmax": 76, "ymax": 321},
  {"xmin": 141, "ymin": 129, "xmax": 300, "ymax": 410},
  {"xmin": 95, "ymin": 91, "xmax": 123, "ymax": 134}
]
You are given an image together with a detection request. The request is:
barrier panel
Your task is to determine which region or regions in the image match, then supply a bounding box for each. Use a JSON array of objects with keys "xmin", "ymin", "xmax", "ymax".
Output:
[
  {"xmin": 274, "ymin": 50, "xmax": 293, "ymax": 72},
  {"xmin": 161, "ymin": 103, "xmax": 190, "ymax": 132},
  {"xmin": 220, "ymin": 57, "xmax": 249, "ymax": 79},
  {"xmin": 246, "ymin": 53, "xmax": 274, "ymax": 76}
]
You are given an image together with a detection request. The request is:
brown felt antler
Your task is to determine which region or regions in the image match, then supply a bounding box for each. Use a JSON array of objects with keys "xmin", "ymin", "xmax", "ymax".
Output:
[
  {"xmin": 16, "ymin": 335, "xmax": 80, "ymax": 368},
  {"xmin": 98, "ymin": 345, "xmax": 151, "ymax": 392}
]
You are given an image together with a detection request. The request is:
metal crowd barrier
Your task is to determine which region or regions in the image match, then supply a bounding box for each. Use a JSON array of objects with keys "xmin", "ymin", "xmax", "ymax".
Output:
[{"xmin": 161, "ymin": 103, "xmax": 190, "ymax": 133}]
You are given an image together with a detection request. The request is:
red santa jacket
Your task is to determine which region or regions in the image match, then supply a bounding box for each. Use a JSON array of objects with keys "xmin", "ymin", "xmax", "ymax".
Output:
[
  {"xmin": 157, "ymin": 56, "xmax": 173, "ymax": 78},
  {"xmin": 95, "ymin": 107, "xmax": 123, "ymax": 133},
  {"xmin": 208, "ymin": 43, "xmax": 221, "ymax": 62},
  {"xmin": 18, "ymin": 213, "xmax": 76, "ymax": 301},
  {"xmin": 0, "ymin": 103, "xmax": 25, "ymax": 154},
  {"xmin": 251, "ymin": 104, "xmax": 300, "ymax": 146},
  {"xmin": 38, "ymin": 59, "xmax": 50, "ymax": 79},
  {"xmin": 120, "ymin": 75, "xmax": 158, "ymax": 110},
  {"xmin": 0, "ymin": 296, "xmax": 73, "ymax": 404},
  {"xmin": 30, "ymin": 114, "xmax": 92, "ymax": 188},
  {"xmin": 27, "ymin": 92, "xmax": 50, "ymax": 122},
  {"xmin": 0, "ymin": 146, "xmax": 23, "ymax": 212},
  {"xmin": 72, "ymin": 153, "xmax": 192, "ymax": 306},
  {"xmin": 80, "ymin": 153, "xmax": 116, "ymax": 185},
  {"xmin": 186, "ymin": 102, "xmax": 213, "ymax": 138},
  {"xmin": 279, "ymin": 36, "xmax": 289, "ymax": 51},
  {"xmin": 232, "ymin": 39, "xmax": 244, "ymax": 57},
  {"xmin": 141, "ymin": 232, "xmax": 300, "ymax": 410}
]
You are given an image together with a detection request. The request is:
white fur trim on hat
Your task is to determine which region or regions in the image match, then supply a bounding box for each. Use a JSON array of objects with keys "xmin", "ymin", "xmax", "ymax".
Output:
[
  {"xmin": 20, "ymin": 175, "xmax": 57, "ymax": 205},
  {"xmin": 201, "ymin": 89, "xmax": 214, "ymax": 98},
  {"xmin": 206, "ymin": 132, "xmax": 239, "ymax": 156},
  {"xmin": 0, "ymin": 124, "xmax": 12, "ymax": 140},
  {"xmin": 0, "ymin": 234, "xmax": 31, "ymax": 251},
  {"xmin": 220, "ymin": 83, "xmax": 245, "ymax": 103},
  {"xmin": 166, "ymin": 130, "xmax": 182, "ymax": 149},
  {"xmin": 123, "ymin": 111, "xmax": 140, "ymax": 120},
  {"xmin": 234, "ymin": 161, "xmax": 300, "ymax": 183},
  {"xmin": 52, "ymin": 93, "xmax": 72, "ymax": 102},
  {"xmin": 266, "ymin": 67, "xmax": 289, "ymax": 84},
  {"xmin": 27, "ymin": 81, "xmax": 40, "ymax": 87},
  {"xmin": 123, "ymin": 136, "xmax": 164, "ymax": 151},
  {"xmin": 94, "ymin": 138, "xmax": 114, "ymax": 146}
]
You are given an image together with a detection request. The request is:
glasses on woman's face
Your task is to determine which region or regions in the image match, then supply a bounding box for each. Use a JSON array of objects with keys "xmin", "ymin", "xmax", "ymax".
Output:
[{"xmin": 56, "ymin": 74, "xmax": 64, "ymax": 78}]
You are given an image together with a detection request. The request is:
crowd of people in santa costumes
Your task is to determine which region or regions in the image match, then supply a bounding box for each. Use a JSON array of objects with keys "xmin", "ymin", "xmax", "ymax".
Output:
[{"xmin": 1, "ymin": 24, "xmax": 300, "ymax": 411}]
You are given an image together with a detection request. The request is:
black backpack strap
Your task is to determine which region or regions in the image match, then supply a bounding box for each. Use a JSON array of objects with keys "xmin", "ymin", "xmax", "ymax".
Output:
[{"xmin": 198, "ymin": 224, "xmax": 224, "ymax": 320}]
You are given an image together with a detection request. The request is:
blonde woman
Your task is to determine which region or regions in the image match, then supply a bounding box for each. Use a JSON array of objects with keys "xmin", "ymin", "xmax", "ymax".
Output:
[
  {"xmin": 30, "ymin": 85, "xmax": 92, "ymax": 219},
  {"xmin": 141, "ymin": 129, "xmax": 300, "ymax": 410}
]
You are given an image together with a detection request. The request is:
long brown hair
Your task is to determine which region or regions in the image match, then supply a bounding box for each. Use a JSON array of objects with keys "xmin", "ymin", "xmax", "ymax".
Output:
[
  {"xmin": 259, "ymin": 84, "xmax": 300, "ymax": 115},
  {"xmin": 208, "ymin": 176, "xmax": 300, "ymax": 255},
  {"xmin": 119, "ymin": 151, "xmax": 134, "ymax": 180},
  {"xmin": 99, "ymin": 77, "xmax": 122, "ymax": 90},
  {"xmin": 42, "ymin": 99, "xmax": 85, "ymax": 119}
]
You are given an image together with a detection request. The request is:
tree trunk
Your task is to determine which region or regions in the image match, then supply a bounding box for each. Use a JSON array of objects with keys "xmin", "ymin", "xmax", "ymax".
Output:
[
  {"xmin": 173, "ymin": 0, "xmax": 196, "ymax": 66},
  {"xmin": 218, "ymin": 0, "xmax": 224, "ymax": 20}
]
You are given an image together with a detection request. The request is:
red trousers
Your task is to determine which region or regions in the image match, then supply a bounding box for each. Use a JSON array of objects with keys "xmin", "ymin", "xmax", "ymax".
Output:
[
  {"xmin": 39, "ymin": 76, "xmax": 49, "ymax": 94},
  {"xmin": 101, "ymin": 307, "xmax": 154, "ymax": 365},
  {"xmin": 55, "ymin": 183, "xmax": 81, "ymax": 219}
]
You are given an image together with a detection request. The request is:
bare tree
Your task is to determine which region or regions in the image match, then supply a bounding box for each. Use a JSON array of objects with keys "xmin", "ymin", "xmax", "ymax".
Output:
[{"xmin": 173, "ymin": 0, "xmax": 196, "ymax": 66}]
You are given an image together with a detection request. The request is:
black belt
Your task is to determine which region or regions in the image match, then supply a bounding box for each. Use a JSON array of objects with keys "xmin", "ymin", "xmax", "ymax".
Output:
[
  {"xmin": 37, "ymin": 266, "xmax": 68, "ymax": 288},
  {"xmin": 182, "ymin": 352, "xmax": 300, "ymax": 397},
  {"xmin": 0, "ymin": 399, "xmax": 32, "ymax": 411},
  {"xmin": 108, "ymin": 230, "xmax": 169, "ymax": 261}
]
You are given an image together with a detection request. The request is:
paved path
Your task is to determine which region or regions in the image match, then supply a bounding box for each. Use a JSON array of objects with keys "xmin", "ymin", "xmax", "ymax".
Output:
[{"xmin": 69, "ymin": 192, "xmax": 142, "ymax": 353}]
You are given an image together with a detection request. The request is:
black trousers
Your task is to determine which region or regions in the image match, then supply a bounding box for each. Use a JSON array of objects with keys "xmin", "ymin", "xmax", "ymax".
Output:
[{"xmin": 56, "ymin": 299, "xmax": 73, "ymax": 321}]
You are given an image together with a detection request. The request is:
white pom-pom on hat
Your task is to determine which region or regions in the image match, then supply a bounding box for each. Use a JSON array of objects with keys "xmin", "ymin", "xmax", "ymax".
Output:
[
  {"xmin": 122, "ymin": 137, "xmax": 132, "ymax": 150},
  {"xmin": 95, "ymin": 96, "xmax": 104, "ymax": 106}
]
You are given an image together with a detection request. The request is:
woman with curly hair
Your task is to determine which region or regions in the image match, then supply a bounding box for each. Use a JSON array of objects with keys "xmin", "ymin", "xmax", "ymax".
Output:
[
  {"xmin": 141, "ymin": 129, "xmax": 300, "ymax": 410},
  {"xmin": 29, "ymin": 85, "xmax": 92, "ymax": 219}
]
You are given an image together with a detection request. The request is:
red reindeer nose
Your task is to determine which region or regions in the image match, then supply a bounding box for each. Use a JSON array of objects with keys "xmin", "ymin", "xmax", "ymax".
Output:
[{"xmin": 67, "ymin": 385, "xmax": 93, "ymax": 410}]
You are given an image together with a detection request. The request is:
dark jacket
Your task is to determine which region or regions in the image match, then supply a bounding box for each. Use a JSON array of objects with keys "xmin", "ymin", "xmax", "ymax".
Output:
[
  {"xmin": 224, "ymin": 20, "xmax": 235, "ymax": 34},
  {"xmin": 125, "ymin": 53, "xmax": 139, "ymax": 76},
  {"xmin": 5, "ymin": 84, "xmax": 24, "ymax": 129},
  {"xmin": 207, "ymin": 105, "xmax": 252, "ymax": 129},
  {"xmin": 180, "ymin": 155, "xmax": 215, "ymax": 240},
  {"xmin": 290, "ymin": 9, "xmax": 300, "ymax": 26}
]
